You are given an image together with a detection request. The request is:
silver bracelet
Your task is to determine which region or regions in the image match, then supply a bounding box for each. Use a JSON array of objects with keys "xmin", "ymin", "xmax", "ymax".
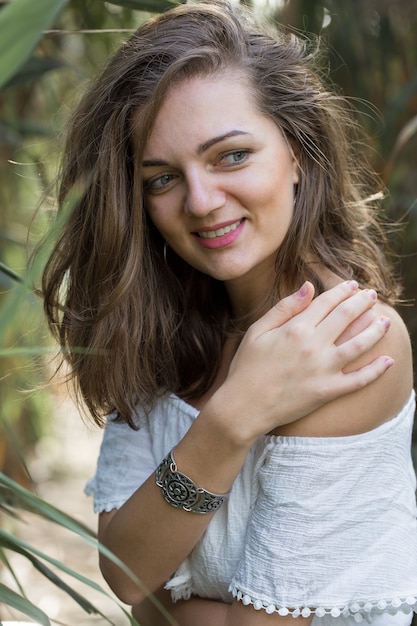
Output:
[{"xmin": 155, "ymin": 449, "xmax": 229, "ymax": 514}]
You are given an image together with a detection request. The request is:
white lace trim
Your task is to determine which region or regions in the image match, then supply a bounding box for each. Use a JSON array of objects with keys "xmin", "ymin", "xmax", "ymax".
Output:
[{"xmin": 231, "ymin": 588, "xmax": 417, "ymax": 622}]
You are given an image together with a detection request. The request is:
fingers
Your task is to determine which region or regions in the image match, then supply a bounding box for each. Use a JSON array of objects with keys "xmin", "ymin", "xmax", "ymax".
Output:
[
  {"xmin": 317, "ymin": 288, "xmax": 379, "ymax": 343},
  {"xmin": 252, "ymin": 281, "xmax": 315, "ymax": 335},
  {"xmin": 292, "ymin": 280, "xmax": 361, "ymax": 328},
  {"xmin": 252, "ymin": 280, "xmax": 374, "ymax": 340},
  {"xmin": 335, "ymin": 307, "xmax": 377, "ymax": 346},
  {"xmin": 335, "ymin": 315, "xmax": 391, "ymax": 368},
  {"xmin": 335, "ymin": 354, "xmax": 394, "ymax": 396}
]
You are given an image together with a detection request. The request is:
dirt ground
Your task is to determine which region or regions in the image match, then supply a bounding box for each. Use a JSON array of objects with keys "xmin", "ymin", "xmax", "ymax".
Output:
[{"xmin": 0, "ymin": 390, "xmax": 133, "ymax": 626}]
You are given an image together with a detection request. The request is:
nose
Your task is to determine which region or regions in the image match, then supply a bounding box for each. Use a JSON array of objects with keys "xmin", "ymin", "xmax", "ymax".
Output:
[{"xmin": 184, "ymin": 170, "xmax": 226, "ymax": 217}]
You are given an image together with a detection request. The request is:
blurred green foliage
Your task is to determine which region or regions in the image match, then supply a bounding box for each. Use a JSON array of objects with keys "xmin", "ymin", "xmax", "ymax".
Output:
[{"xmin": 276, "ymin": 0, "xmax": 417, "ymax": 346}]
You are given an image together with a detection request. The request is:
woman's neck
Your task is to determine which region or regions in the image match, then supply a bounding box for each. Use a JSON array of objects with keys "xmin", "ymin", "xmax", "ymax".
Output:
[{"xmin": 225, "ymin": 268, "xmax": 277, "ymax": 321}]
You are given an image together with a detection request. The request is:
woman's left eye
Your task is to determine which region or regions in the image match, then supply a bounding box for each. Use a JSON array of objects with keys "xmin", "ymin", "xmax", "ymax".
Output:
[{"xmin": 219, "ymin": 150, "xmax": 251, "ymax": 166}]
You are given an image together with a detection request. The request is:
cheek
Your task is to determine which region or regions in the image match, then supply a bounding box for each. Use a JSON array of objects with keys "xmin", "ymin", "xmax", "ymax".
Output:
[
  {"xmin": 145, "ymin": 189, "xmax": 184, "ymax": 236},
  {"xmin": 248, "ymin": 166, "xmax": 295, "ymax": 214},
  {"xmin": 147, "ymin": 209, "xmax": 162, "ymax": 232},
  {"xmin": 146, "ymin": 203, "xmax": 171, "ymax": 236},
  {"xmin": 147, "ymin": 209, "xmax": 186, "ymax": 252}
]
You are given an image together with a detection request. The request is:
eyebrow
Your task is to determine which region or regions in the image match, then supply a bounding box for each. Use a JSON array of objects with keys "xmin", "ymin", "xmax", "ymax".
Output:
[
  {"xmin": 197, "ymin": 130, "xmax": 250, "ymax": 155},
  {"xmin": 142, "ymin": 130, "xmax": 250, "ymax": 168}
]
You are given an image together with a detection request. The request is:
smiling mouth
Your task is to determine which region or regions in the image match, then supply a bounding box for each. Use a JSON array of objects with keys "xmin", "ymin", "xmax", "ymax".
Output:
[{"xmin": 196, "ymin": 219, "xmax": 243, "ymax": 239}]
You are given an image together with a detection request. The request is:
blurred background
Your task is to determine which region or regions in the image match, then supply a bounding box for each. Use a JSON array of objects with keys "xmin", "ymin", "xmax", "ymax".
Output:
[{"xmin": 0, "ymin": 0, "xmax": 416, "ymax": 624}]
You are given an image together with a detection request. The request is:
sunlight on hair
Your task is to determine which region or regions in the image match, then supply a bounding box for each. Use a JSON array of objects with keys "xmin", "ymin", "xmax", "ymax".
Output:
[
  {"xmin": 253, "ymin": 0, "xmax": 284, "ymax": 6},
  {"xmin": 228, "ymin": 0, "xmax": 285, "ymax": 9}
]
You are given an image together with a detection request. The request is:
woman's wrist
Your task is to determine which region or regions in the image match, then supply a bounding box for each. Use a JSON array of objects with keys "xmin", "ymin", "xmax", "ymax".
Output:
[
  {"xmin": 204, "ymin": 385, "xmax": 260, "ymax": 446},
  {"xmin": 173, "ymin": 393, "xmax": 255, "ymax": 497},
  {"xmin": 155, "ymin": 448, "xmax": 230, "ymax": 514},
  {"xmin": 205, "ymin": 380, "xmax": 271, "ymax": 446}
]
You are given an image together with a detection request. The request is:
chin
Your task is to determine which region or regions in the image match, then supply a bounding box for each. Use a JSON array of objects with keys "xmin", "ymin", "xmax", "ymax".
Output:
[{"xmin": 200, "ymin": 266, "xmax": 251, "ymax": 282}]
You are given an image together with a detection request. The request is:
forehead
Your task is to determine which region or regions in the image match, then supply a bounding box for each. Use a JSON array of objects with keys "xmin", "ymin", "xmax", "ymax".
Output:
[{"xmin": 141, "ymin": 73, "xmax": 267, "ymax": 158}]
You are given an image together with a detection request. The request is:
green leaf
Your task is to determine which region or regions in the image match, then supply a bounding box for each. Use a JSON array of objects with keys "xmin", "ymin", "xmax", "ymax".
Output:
[
  {"xmin": 105, "ymin": 0, "xmax": 184, "ymax": 12},
  {"xmin": 0, "ymin": 347, "xmax": 59, "ymax": 357},
  {"xmin": 0, "ymin": 474, "xmax": 177, "ymax": 624},
  {"xmin": 3, "ymin": 56, "xmax": 67, "ymax": 90},
  {"xmin": 0, "ymin": 261, "xmax": 24, "ymax": 285},
  {"xmin": 0, "ymin": 546, "xmax": 27, "ymax": 598},
  {"xmin": 0, "ymin": 535, "xmax": 116, "ymax": 623},
  {"xmin": 0, "ymin": 582, "xmax": 50, "ymax": 626},
  {"xmin": 0, "ymin": 0, "xmax": 69, "ymax": 89},
  {"xmin": 0, "ymin": 529, "xmax": 143, "ymax": 625},
  {"xmin": 0, "ymin": 475, "xmax": 96, "ymax": 539}
]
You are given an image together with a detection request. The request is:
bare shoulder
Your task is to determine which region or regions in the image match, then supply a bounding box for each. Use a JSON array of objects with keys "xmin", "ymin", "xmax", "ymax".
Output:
[{"xmin": 276, "ymin": 302, "xmax": 414, "ymax": 437}]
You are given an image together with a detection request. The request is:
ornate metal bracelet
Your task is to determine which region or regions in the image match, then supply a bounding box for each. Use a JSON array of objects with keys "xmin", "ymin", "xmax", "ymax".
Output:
[{"xmin": 155, "ymin": 449, "xmax": 229, "ymax": 514}]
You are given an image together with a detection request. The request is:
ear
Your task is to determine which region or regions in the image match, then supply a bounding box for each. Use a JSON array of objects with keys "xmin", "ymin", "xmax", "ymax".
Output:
[{"xmin": 289, "ymin": 139, "xmax": 300, "ymax": 185}]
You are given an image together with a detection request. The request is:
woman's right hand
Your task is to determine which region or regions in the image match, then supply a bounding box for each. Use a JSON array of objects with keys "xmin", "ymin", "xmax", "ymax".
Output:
[{"xmin": 214, "ymin": 280, "xmax": 392, "ymax": 442}]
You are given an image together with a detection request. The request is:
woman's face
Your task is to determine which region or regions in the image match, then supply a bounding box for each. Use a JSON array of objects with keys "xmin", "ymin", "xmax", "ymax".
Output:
[{"xmin": 141, "ymin": 73, "xmax": 299, "ymax": 293}]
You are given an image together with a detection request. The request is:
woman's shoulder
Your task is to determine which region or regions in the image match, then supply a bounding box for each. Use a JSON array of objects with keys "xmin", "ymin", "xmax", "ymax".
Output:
[{"xmin": 276, "ymin": 301, "xmax": 414, "ymax": 438}]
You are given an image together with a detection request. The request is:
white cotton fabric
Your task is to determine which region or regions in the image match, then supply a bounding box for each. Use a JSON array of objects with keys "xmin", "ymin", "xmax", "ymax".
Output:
[{"xmin": 85, "ymin": 391, "xmax": 417, "ymax": 625}]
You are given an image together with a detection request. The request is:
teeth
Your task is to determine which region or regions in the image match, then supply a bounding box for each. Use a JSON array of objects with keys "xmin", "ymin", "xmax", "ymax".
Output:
[{"xmin": 198, "ymin": 220, "xmax": 242, "ymax": 239}]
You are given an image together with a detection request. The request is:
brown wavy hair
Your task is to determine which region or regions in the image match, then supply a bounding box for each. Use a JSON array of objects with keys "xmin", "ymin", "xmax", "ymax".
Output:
[{"xmin": 41, "ymin": 0, "xmax": 400, "ymax": 427}]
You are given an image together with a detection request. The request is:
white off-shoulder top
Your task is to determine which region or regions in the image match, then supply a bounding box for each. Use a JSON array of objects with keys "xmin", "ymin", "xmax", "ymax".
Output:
[{"xmin": 86, "ymin": 390, "xmax": 417, "ymax": 625}]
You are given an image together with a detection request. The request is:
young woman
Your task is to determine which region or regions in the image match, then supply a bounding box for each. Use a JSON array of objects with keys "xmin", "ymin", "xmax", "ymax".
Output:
[{"xmin": 42, "ymin": 1, "xmax": 417, "ymax": 624}]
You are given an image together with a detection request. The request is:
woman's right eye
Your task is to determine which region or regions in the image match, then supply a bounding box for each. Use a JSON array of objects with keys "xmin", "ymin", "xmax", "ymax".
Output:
[{"xmin": 144, "ymin": 174, "xmax": 176, "ymax": 194}]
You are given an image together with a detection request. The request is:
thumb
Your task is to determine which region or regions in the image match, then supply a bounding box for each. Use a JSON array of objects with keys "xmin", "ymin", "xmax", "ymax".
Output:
[{"xmin": 254, "ymin": 281, "xmax": 315, "ymax": 334}]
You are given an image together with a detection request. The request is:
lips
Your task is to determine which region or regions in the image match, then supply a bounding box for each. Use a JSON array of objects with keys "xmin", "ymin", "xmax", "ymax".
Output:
[
  {"xmin": 196, "ymin": 219, "xmax": 243, "ymax": 239},
  {"xmin": 192, "ymin": 218, "xmax": 245, "ymax": 250}
]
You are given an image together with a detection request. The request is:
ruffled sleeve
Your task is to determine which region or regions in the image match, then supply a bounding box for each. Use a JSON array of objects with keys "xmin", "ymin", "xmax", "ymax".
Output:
[
  {"xmin": 85, "ymin": 412, "xmax": 156, "ymax": 513},
  {"xmin": 229, "ymin": 392, "xmax": 417, "ymax": 622}
]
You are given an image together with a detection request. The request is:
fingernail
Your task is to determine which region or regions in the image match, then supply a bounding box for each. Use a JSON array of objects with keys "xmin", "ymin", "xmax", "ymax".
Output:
[
  {"xmin": 367, "ymin": 289, "xmax": 377, "ymax": 300},
  {"xmin": 297, "ymin": 282, "xmax": 309, "ymax": 298},
  {"xmin": 381, "ymin": 316, "xmax": 391, "ymax": 330},
  {"xmin": 346, "ymin": 280, "xmax": 358, "ymax": 290},
  {"xmin": 384, "ymin": 357, "xmax": 394, "ymax": 369}
]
